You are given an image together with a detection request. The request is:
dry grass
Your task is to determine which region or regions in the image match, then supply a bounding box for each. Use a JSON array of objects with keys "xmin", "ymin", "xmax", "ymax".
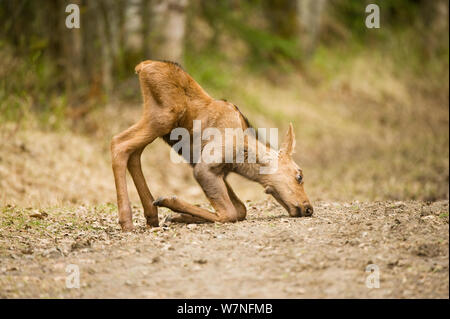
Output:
[
  {"xmin": 209, "ymin": 51, "xmax": 449, "ymax": 202},
  {"xmin": 0, "ymin": 51, "xmax": 448, "ymax": 208}
]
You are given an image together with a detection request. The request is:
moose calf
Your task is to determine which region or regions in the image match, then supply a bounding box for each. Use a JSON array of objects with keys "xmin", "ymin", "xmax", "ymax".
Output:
[{"xmin": 111, "ymin": 60, "xmax": 313, "ymax": 231}]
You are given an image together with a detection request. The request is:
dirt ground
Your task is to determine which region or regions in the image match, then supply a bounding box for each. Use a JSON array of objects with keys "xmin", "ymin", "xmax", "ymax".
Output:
[{"xmin": 0, "ymin": 199, "xmax": 448, "ymax": 298}]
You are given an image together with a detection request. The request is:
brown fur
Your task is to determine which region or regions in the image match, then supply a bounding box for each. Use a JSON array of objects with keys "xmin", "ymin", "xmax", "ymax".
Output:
[{"xmin": 112, "ymin": 60, "xmax": 312, "ymax": 231}]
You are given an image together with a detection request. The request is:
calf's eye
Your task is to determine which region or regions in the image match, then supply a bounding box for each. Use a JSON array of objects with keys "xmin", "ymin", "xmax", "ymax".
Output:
[{"xmin": 296, "ymin": 175, "xmax": 303, "ymax": 183}]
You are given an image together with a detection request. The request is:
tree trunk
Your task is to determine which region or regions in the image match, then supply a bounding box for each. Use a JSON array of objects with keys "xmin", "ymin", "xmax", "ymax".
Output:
[
  {"xmin": 96, "ymin": 0, "xmax": 114, "ymax": 96},
  {"xmin": 297, "ymin": 0, "xmax": 327, "ymax": 56},
  {"xmin": 263, "ymin": 0, "xmax": 298, "ymax": 38},
  {"xmin": 65, "ymin": 0, "xmax": 82, "ymax": 104},
  {"xmin": 421, "ymin": 0, "xmax": 449, "ymax": 58},
  {"xmin": 150, "ymin": 0, "xmax": 189, "ymax": 64}
]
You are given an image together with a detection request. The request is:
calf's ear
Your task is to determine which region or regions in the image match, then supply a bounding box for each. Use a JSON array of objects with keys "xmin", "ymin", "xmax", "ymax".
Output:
[{"xmin": 279, "ymin": 123, "xmax": 296, "ymax": 158}]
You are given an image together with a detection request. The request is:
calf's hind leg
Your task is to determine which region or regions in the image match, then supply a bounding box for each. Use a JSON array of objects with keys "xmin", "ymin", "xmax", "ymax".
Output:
[
  {"xmin": 127, "ymin": 146, "xmax": 159, "ymax": 227},
  {"xmin": 111, "ymin": 120, "xmax": 158, "ymax": 231}
]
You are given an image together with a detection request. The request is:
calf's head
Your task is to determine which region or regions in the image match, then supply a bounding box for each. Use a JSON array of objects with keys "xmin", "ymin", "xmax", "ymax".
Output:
[{"xmin": 263, "ymin": 123, "xmax": 313, "ymax": 217}]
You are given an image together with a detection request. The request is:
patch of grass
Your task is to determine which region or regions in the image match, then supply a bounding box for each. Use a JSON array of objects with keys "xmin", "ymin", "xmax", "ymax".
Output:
[{"xmin": 0, "ymin": 44, "xmax": 70, "ymax": 129}]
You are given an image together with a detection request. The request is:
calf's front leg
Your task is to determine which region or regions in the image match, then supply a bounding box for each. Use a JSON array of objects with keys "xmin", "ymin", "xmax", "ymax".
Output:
[
  {"xmin": 153, "ymin": 164, "xmax": 239, "ymax": 223},
  {"xmin": 165, "ymin": 213, "xmax": 211, "ymax": 224}
]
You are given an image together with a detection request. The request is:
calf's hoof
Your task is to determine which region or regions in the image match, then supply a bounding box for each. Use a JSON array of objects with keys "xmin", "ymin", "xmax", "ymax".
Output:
[
  {"xmin": 153, "ymin": 195, "xmax": 177, "ymax": 207},
  {"xmin": 153, "ymin": 197, "xmax": 166, "ymax": 207},
  {"xmin": 120, "ymin": 221, "xmax": 135, "ymax": 232},
  {"xmin": 146, "ymin": 216, "xmax": 159, "ymax": 228}
]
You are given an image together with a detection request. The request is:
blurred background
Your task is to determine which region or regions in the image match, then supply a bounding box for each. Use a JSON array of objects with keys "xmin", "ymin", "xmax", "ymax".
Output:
[{"xmin": 0, "ymin": 0, "xmax": 448, "ymax": 208}]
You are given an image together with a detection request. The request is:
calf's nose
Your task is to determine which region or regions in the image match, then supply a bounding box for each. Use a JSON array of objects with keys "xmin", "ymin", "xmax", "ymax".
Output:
[
  {"xmin": 304, "ymin": 205, "xmax": 314, "ymax": 216},
  {"xmin": 295, "ymin": 204, "xmax": 314, "ymax": 217}
]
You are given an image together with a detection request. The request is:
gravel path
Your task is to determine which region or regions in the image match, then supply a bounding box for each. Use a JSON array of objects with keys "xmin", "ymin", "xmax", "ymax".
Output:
[{"xmin": 0, "ymin": 200, "xmax": 448, "ymax": 298}]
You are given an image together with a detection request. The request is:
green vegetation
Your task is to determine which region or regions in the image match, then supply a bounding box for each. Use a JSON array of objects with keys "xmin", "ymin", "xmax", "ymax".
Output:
[{"xmin": 0, "ymin": 0, "xmax": 448, "ymax": 204}]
